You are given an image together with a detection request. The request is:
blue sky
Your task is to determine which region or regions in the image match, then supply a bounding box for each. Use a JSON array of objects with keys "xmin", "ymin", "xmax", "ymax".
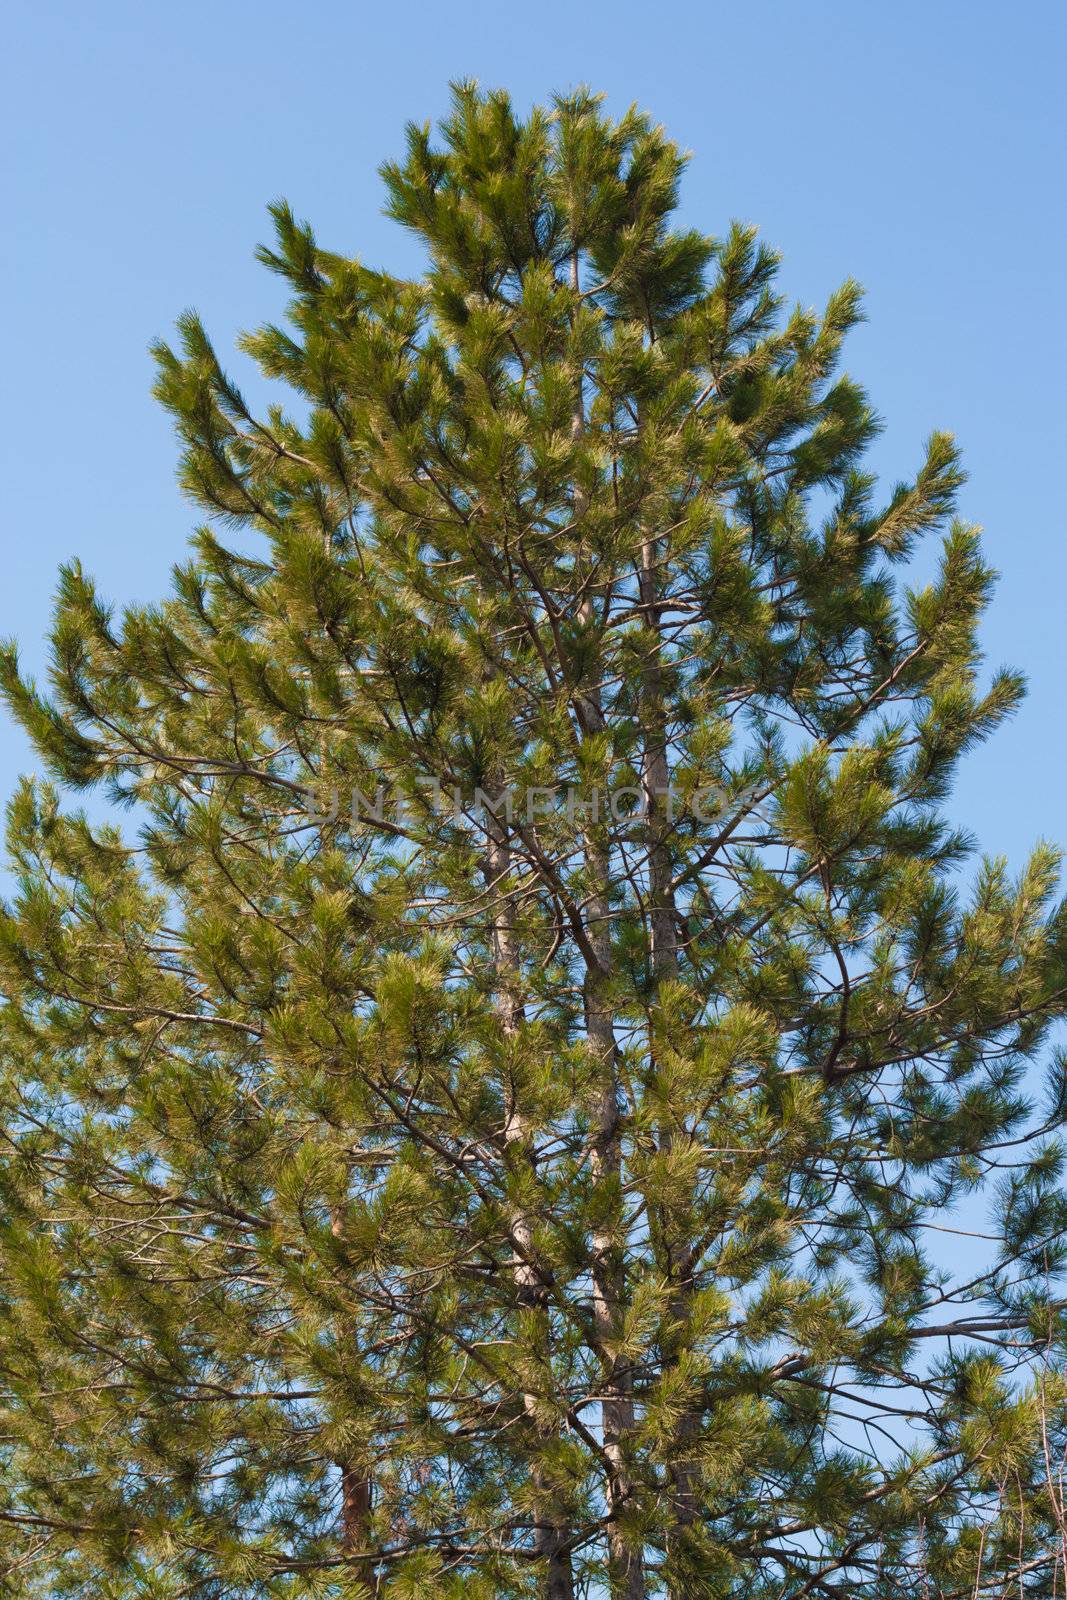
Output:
[{"xmin": 2, "ymin": 0, "xmax": 1065, "ymax": 872}]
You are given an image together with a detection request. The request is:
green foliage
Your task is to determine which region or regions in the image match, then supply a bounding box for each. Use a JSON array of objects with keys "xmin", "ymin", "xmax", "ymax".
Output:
[{"xmin": 1, "ymin": 81, "xmax": 1066, "ymax": 1600}]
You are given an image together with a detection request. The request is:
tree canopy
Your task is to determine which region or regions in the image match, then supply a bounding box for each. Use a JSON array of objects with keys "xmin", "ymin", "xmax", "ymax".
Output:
[{"xmin": 1, "ymin": 82, "xmax": 1066, "ymax": 1600}]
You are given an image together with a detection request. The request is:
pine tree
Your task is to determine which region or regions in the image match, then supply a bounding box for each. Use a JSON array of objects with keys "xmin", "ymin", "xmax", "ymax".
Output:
[{"xmin": 2, "ymin": 82, "xmax": 1067, "ymax": 1599}]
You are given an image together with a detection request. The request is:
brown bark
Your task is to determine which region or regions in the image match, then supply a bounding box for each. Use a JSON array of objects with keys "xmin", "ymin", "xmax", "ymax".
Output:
[
  {"xmin": 340, "ymin": 1464, "xmax": 376, "ymax": 1591},
  {"xmin": 331, "ymin": 1197, "xmax": 378, "ymax": 1592},
  {"xmin": 580, "ymin": 688, "xmax": 645, "ymax": 1600},
  {"xmin": 572, "ymin": 286, "xmax": 645, "ymax": 1597},
  {"xmin": 639, "ymin": 533, "xmax": 699, "ymax": 1588},
  {"xmin": 487, "ymin": 813, "xmax": 575, "ymax": 1600}
]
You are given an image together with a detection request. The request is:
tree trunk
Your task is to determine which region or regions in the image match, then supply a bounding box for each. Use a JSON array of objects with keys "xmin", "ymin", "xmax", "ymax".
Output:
[
  {"xmin": 586, "ymin": 951, "xmax": 644, "ymax": 1600},
  {"xmin": 331, "ymin": 1197, "xmax": 378, "ymax": 1593},
  {"xmin": 487, "ymin": 815, "xmax": 575, "ymax": 1600},
  {"xmin": 572, "ymin": 281, "xmax": 645, "ymax": 1597},
  {"xmin": 340, "ymin": 1463, "xmax": 376, "ymax": 1592},
  {"xmin": 581, "ymin": 691, "xmax": 645, "ymax": 1600},
  {"xmin": 639, "ymin": 532, "xmax": 699, "ymax": 1589}
]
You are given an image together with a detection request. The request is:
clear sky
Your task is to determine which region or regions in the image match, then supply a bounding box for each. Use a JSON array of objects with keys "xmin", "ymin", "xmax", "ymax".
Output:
[{"xmin": 2, "ymin": 0, "xmax": 1065, "ymax": 874}]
